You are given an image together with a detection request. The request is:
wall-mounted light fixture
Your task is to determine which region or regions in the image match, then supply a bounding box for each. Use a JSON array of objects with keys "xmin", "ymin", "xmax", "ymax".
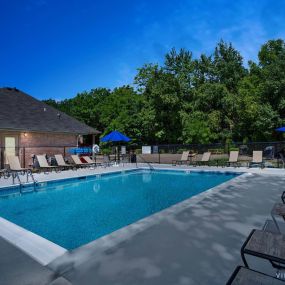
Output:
[{"xmin": 24, "ymin": 133, "xmax": 28, "ymax": 137}]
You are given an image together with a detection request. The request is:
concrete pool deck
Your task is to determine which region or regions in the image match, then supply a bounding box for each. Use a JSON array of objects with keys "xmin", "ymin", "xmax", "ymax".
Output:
[{"xmin": 0, "ymin": 164, "xmax": 285, "ymax": 284}]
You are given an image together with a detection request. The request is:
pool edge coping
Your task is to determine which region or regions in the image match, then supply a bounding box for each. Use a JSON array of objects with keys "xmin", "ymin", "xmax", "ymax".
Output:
[
  {"xmin": 0, "ymin": 217, "xmax": 67, "ymax": 265},
  {"xmin": 0, "ymin": 167, "xmax": 249, "ymax": 266}
]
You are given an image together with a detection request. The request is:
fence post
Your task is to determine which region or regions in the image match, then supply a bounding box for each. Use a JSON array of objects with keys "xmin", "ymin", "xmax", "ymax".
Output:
[
  {"xmin": 23, "ymin": 147, "xmax": 26, "ymax": 168},
  {"xmin": 159, "ymin": 150, "xmax": 160, "ymax": 164}
]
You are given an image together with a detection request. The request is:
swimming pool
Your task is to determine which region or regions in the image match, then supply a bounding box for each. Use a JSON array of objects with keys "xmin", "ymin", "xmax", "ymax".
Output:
[{"xmin": 0, "ymin": 169, "xmax": 238, "ymax": 249}]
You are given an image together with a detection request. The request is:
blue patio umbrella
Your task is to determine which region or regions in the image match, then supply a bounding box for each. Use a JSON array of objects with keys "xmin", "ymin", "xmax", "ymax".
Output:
[
  {"xmin": 100, "ymin": 131, "xmax": 131, "ymax": 161},
  {"xmin": 100, "ymin": 130, "xmax": 131, "ymax": 143},
  {"xmin": 276, "ymin": 127, "xmax": 285, "ymax": 132}
]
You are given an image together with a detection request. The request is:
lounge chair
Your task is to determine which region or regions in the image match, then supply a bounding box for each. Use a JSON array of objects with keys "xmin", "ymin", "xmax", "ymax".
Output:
[
  {"xmin": 82, "ymin": 156, "xmax": 96, "ymax": 166},
  {"xmin": 248, "ymin": 151, "xmax": 264, "ymax": 168},
  {"xmin": 36, "ymin": 155, "xmax": 60, "ymax": 172},
  {"xmin": 241, "ymin": 229, "xmax": 285, "ymax": 270},
  {"xmin": 54, "ymin": 154, "xmax": 75, "ymax": 170},
  {"xmin": 0, "ymin": 169, "xmax": 7, "ymax": 179},
  {"xmin": 7, "ymin": 155, "xmax": 34, "ymax": 182},
  {"xmin": 192, "ymin": 152, "xmax": 211, "ymax": 166},
  {"xmin": 85, "ymin": 155, "xmax": 113, "ymax": 167},
  {"xmin": 172, "ymin": 151, "xmax": 190, "ymax": 166},
  {"xmin": 279, "ymin": 153, "xmax": 285, "ymax": 168},
  {"xmin": 71, "ymin": 155, "xmax": 93, "ymax": 168},
  {"xmin": 282, "ymin": 191, "xmax": 285, "ymax": 204},
  {"xmin": 93, "ymin": 154, "xmax": 105, "ymax": 166},
  {"xmin": 226, "ymin": 151, "xmax": 239, "ymax": 167},
  {"xmin": 226, "ymin": 266, "xmax": 285, "ymax": 285}
]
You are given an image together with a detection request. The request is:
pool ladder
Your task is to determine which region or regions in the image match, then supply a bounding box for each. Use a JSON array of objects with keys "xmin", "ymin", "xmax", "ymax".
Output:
[
  {"xmin": 12, "ymin": 171, "xmax": 37, "ymax": 193},
  {"xmin": 137, "ymin": 154, "xmax": 155, "ymax": 171}
]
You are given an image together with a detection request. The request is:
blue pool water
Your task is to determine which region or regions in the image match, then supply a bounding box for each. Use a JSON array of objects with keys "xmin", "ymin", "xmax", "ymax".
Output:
[{"xmin": 0, "ymin": 170, "xmax": 238, "ymax": 249}]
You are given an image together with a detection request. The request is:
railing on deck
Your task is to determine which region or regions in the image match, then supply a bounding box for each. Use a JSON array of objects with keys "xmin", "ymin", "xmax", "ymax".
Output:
[
  {"xmin": 131, "ymin": 141, "xmax": 285, "ymax": 168},
  {"xmin": 1, "ymin": 140, "xmax": 285, "ymax": 169}
]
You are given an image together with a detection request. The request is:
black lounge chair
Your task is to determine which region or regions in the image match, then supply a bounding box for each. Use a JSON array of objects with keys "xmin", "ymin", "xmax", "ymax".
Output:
[
  {"xmin": 241, "ymin": 229, "xmax": 285, "ymax": 270},
  {"xmin": 226, "ymin": 266, "xmax": 285, "ymax": 284}
]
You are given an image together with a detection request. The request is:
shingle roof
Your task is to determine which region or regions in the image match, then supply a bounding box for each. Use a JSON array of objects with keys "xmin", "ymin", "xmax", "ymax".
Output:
[{"xmin": 0, "ymin": 87, "xmax": 99, "ymax": 135}]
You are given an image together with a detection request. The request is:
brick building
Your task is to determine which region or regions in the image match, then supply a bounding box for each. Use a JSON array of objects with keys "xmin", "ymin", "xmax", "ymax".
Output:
[{"xmin": 0, "ymin": 87, "xmax": 99, "ymax": 168}]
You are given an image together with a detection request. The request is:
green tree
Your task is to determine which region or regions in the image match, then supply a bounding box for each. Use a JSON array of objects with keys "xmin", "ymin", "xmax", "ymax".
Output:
[{"xmin": 43, "ymin": 39, "xmax": 285, "ymax": 145}]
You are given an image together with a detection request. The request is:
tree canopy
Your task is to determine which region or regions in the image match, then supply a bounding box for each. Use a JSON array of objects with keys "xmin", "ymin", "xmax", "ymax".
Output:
[{"xmin": 44, "ymin": 39, "xmax": 285, "ymax": 144}]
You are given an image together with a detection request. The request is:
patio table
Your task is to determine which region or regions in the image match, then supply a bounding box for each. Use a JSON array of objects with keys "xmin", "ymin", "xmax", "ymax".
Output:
[{"xmin": 241, "ymin": 229, "xmax": 285, "ymax": 270}]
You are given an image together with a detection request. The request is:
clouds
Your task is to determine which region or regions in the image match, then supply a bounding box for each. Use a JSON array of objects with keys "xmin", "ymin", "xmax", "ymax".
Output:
[
  {"xmin": 1, "ymin": 0, "xmax": 285, "ymax": 99},
  {"xmin": 120, "ymin": 0, "xmax": 284, "ymax": 69}
]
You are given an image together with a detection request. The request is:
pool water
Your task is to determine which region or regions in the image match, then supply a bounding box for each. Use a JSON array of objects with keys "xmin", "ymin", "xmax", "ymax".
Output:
[{"xmin": 0, "ymin": 170, "xmax": 238, "ymax": 249}]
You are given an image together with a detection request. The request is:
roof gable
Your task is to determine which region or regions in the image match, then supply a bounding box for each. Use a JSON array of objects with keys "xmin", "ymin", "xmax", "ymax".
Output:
[{"xmin": 0, "ymin": 87, "xmax": 99, "ymax": 135}]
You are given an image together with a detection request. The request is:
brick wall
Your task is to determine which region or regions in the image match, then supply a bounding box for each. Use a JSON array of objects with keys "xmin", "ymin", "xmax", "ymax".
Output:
[
  {"xmin": 18, "ymin": 132, "xmax": 78, "ymax": 167},
  {"xmin": 20, "ymin": 132, "xmax": 77, "ymax": 147}
]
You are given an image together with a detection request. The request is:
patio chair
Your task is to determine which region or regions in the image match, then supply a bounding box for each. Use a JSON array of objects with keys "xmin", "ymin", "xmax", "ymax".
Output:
[
  {"xmin": 226, "ymin": 266, "xmax": 285, "ymax": 285},
  {"xmin": 172, "ymin": 151, "xmax": 190, "ymax": 166},
  {"xmin": 279, "ymin": 153, "xmax": 285, "ymax": 168},
  {"xmin": 82, "ymin": 156, "xmax": 97, "ymax": 166},
  {"xmin": 93, "ymin": 154, "xmax": 104, "ymax": 166},
  {"xmin": 241, "ymin": 229, "xmax": 285, "ymax": 270},
  {"xmin": 54, "ymin": 154, "xmax": 75, "ymax": 170},
  {"xmin": 94, "ymin": 155, "xmax": 113, "ymax": 167},
  {"xmin": 70, "ymin": 155, "xmax": 93, "ymax": 168},
  {"xmin": 7, "ymin": 155, "xmax": 35, "ymax": 183},
  {"xmin": 226, "ymin": 151, "xmax": 239, "ymax": 167},
  {"xmin": 36, "ymin": 155, "xmax": 60, "ymax": 172},
  {"xmin": 0, "ymin": 169, "xmax": 8, "ymax": 179},
  {"xmin": 192, "ymin": 152, "xmax": 211, "ymax": 166},
  {"xmin": 248, "ymin": 151, "xmax": 264, "ymax": 168},
  {"xmin": 282, "ymin": 191, "xmax": 285, "ymax": 204},
  {"xmin": 103, "ymin": 155, "xmax": 114, "ymax": 167}
]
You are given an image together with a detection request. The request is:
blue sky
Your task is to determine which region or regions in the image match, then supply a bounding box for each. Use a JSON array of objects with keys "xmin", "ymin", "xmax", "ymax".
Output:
[{"xmin": 1, "ymin": 0, "xmax": 285, "ymax": 100}]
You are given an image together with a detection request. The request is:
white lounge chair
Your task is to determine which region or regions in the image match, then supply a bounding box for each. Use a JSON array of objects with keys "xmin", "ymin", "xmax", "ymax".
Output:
[
  {"xmin": 54, "ymin": 154, "xmax": 75, "ymax": 170},
  {"xmin": 227, "ymin": 151, "xmax": 239, "ymax": 167},
  {"xmin": 36, "ymin": 155, "xmax": 60, "ymax": 172},
  {"xmin": 172, "ymin": 151, "xmax": 190, "ymax": 165},
  {"xmin": 192, "ymin": 152, "xmax": 211, "ymax": 166},
  {"xmin": 71, "ymin": 155, "xmax": 93, "ymax": 168},
  {"xmin": 249, "ymin": 151, "xmax": 264, "ymax": 168},
  {"xmin": 7, "ymin": 155, "xmax": 34, "ymax": 182},
  {"xmin": 82, "ymin": 156, "xmax": 96, "ymax": 166}
]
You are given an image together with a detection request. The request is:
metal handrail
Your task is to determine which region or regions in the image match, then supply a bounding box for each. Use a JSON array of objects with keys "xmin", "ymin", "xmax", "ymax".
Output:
[
  {"xmin": 136, "ymin": 154, "xmax": 155, "ymax": 170},
  {"xmin": 12, "ymin": 172, "xmax": 22, "ymax": 192},
  {"xmin": 11, "ymin": 170, "xmax": 37, "ymax": 193}
]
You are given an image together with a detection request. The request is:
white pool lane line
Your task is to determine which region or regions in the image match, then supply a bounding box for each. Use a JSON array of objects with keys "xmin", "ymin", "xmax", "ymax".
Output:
[{"xmin": 0, "ymin": 217, "xmax": 67, "ymax": 265}]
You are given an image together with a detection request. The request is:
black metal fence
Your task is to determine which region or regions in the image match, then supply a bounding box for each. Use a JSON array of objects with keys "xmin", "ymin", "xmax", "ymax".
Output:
[
  {"xmin": 131, "ymin": 141, "xmax": 285, "ymax": 156},
  {"xmin": 1, "ymin": 141, "xmax": 285, "ymax": 169},
  {"xmin": 131, "ymin": 141, "xmax": 285, "ymax": 167}
]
